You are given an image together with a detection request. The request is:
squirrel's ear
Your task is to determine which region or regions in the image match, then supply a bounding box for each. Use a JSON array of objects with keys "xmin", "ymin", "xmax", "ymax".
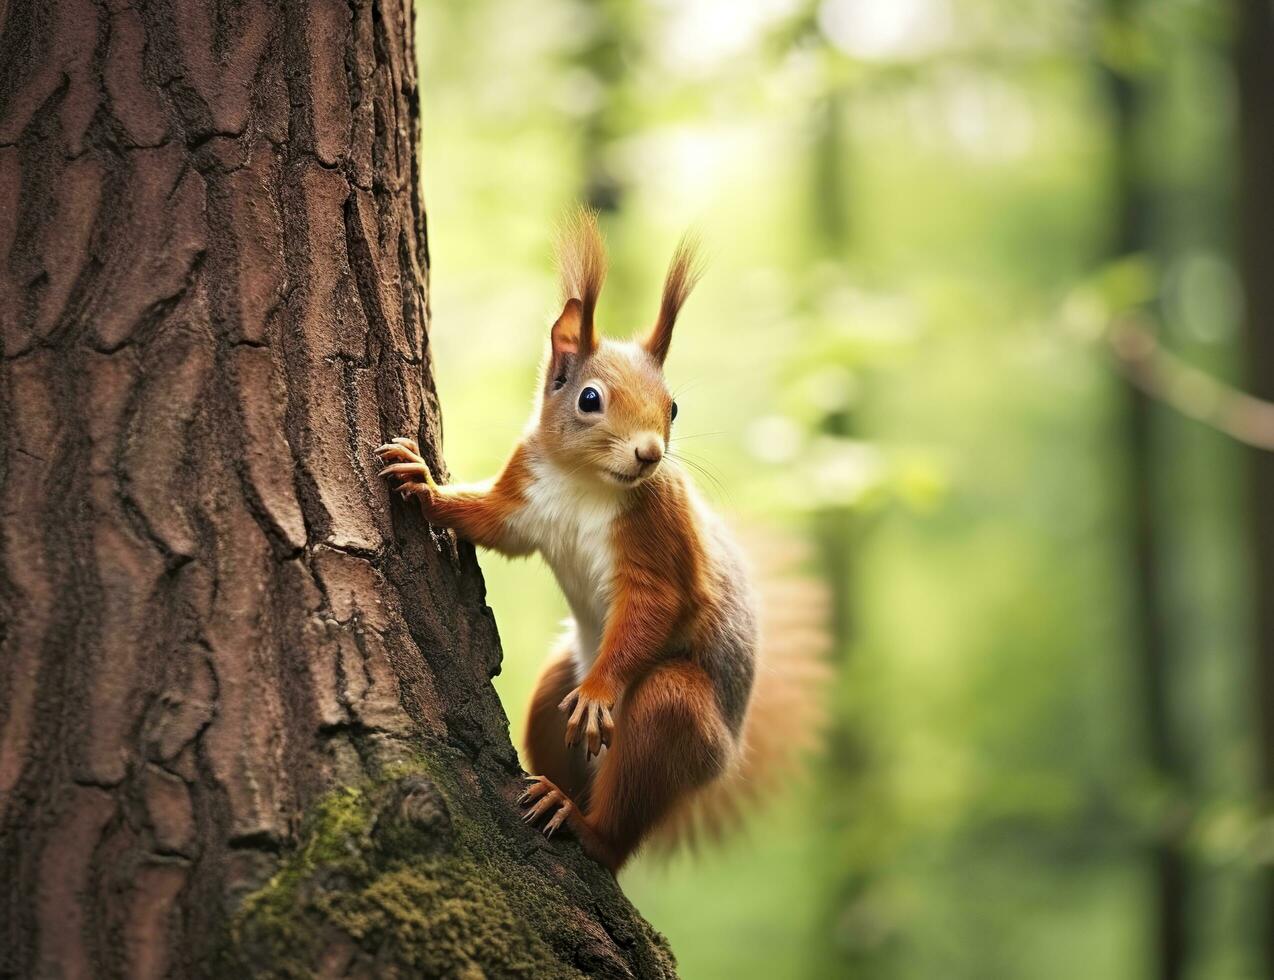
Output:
[
  {"xmin": 555, "ymin": 208, "xmax": 605, "ymax": 357},
  {"xmin": 644, "ymin": 234, "xmax": 703, "ymax": 365},
  {"xmin": 549, "ymin": 298, "xmax": 589, "ymax": 385},
  {"xmin": 551, "ymin": 298, "xmax": 585, "ymax": 356}
]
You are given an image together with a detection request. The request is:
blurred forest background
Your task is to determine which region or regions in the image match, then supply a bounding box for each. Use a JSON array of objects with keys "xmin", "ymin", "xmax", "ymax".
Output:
[{"xmin": 416, "ymin": 0, "xmax": 1274, "ymax": 977}]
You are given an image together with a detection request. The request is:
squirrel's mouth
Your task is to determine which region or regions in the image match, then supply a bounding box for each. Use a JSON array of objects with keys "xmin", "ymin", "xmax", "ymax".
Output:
[{"xmin": 603, "ymin": 468, "xmax": 643, "ymax": 486}]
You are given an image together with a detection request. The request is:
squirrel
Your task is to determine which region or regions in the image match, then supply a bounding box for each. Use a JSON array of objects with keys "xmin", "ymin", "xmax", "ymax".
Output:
[{"xmin": 377, "ymin": 209, "xmax": 823, "ymax": 872}]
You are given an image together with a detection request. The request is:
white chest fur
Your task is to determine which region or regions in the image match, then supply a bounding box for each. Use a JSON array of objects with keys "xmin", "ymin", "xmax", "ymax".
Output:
[{"xmin": 507, "ymin": 458, "xmax": 620, "ymax": 668}]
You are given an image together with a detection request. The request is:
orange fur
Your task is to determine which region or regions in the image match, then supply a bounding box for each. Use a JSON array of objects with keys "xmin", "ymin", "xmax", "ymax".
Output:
[
  {"xmin": 562, "ymin": 661, "xmax": 731, "ymax": 869},
  {"xmin": 524, "ymin": 643, "xmax": 592, "ymax": 804},
  {"xmin": 379, "ymin": 211, "xmax": 826, "ymax": 874},
  {"xmin": 584, "ymin": 474, "xmax": 707, "ymax": 700},
  {"xmin": 415, "ymin": 444, "xmax": 533, "ymax": 551},
  {"xmin": 647, "ymin": 529, "xmax": 830, "ymax": 854}
]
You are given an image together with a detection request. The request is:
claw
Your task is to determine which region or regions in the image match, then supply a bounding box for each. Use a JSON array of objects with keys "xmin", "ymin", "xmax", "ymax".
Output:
[
  {"xmin": 600, "ymin": 705, "xmax": 614, "ymax": 748},
  {"xmin": 523, "ymin": 779, "xmax": 552, "ymax": 801},
  {"xmin": 559, "ymin": 686, "xmax": 614, "ymax": 756},
  {"xmin": 377, "ymin": 460, "xmax": 439, "ymax": 493},
  {"xmin": 378, "ymin": 461, "xmax": 428, "ymax": 477},
  {"xmin": 544, "ymin": 806, "xmax": 569, "ymax": 838},
  {"xmin": 375, "ymin": 437, "xmax": 426, "ymax": 466},
  {"xmin": 524, "ymin": 792, "xmax": 561, "ymax": 823},
  {"xmin": 519, "ymin": 775, "xmax": 576, "ymax": 841},
  {"xmin": 566, "ymin": 696, "xmax": 588, "ymax": 747},
  {"xmin": 375, "ymin": 445, "xmax": 420, "ymax": 462}
]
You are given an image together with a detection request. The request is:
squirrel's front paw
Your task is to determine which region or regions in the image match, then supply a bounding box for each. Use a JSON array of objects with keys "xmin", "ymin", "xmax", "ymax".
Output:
[
  {"xmin": 375, "ymin": 437, "xmax": 438, "ymax": 499},
  {"xmin": 559, "ymin": 682, "xmax": 616, "ymax": 758}
]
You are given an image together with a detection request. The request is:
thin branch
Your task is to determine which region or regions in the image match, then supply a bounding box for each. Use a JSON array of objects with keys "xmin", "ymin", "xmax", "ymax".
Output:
[{"xmin": 1109, "ymin": 313, "xmax": 1274, "ymax": 452}]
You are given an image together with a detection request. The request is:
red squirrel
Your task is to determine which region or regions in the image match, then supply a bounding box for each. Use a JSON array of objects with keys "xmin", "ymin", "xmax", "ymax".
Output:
[{"xmin": 377, "ymin": 210, "xmax": 821, "ymax": 872}]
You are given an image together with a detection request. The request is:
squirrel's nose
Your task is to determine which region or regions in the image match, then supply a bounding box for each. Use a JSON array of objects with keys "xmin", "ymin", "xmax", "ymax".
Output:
[{"xmin": 634, "ymin": 438, "xmax": 664, "ymax": 467}]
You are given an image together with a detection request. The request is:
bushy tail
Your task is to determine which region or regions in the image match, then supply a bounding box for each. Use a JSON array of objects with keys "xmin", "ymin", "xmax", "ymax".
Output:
[{"xmin": 646, "ymin": 528, "xmax": 830, "ymax": 855}]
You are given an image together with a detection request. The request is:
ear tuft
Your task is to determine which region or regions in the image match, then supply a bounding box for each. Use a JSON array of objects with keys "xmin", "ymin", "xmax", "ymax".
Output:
[
  {"xmin": 645, "ymin": 232, "xmax": 704, "ymax": 365},
  {"xmin": 554, "ymin": 207, "xmax": 606, "ymax": 355}
]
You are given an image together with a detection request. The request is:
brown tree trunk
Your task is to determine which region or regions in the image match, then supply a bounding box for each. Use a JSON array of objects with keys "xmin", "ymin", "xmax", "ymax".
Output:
[
  {"xmin": 1235, "ymin": 1, "xmax": 1274, "ymax": 975},
  {"xmin": 0, "ymin": 1, "xmax": 674, "ymax": 977},
  {"xmin": 1102, "ymin": 2, "xmax": 1188, "ymax": 976}
]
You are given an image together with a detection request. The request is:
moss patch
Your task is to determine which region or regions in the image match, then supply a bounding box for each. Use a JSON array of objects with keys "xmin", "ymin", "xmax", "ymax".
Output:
[
  {"xmin": 225, "ymin": 766, "xmax": 600, "ymax": 979},
  {"xmin": 329, "ymin": 864, "xmax": 552, "ymax": 977}
]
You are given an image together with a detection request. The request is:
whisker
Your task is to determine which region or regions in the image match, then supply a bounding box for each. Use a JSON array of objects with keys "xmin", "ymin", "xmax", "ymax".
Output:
[
  {"xmin": 554, "ymin": 445, "xmax": 628, "ymax": 483},
  {"xmin": 679, "ymin": 462, "xmax": 729, "ymax": 503},
  {"xmin": 558, "ymin": 457, "xmax": 603, "ymax": 481},
  {"xmin": 675, "ymin": 452, "xmax": 722, "ymax": 483},
  {"xmin": 669, "ymin": 449, "xmax": 733, "ymax": 505},
  {"xmin": 669, "ymin": 378, "xmax": 706, "ymax": 401}
]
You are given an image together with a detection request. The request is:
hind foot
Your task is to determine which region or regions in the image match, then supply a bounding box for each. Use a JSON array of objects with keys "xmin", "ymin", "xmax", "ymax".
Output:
[{"xmin": 520, "ymin": 775, "xmax": 577, "ymax": 838}]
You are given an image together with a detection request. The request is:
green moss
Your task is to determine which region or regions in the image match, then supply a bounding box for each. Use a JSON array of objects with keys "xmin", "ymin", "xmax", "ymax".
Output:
[
  {"xmin": 228, "ymin": 786, "xmax": 374, "ymax": 975},
  {"xmin": 225, "ymin": 766, "xmax": 599, "ymax": 979},
  {"xmin": 303, "ymin": 785, "xmax": 374, "ymax": 865},
  {"xmin": 327, "ymin": 863, "xmax": 560, "ymax": 977}
]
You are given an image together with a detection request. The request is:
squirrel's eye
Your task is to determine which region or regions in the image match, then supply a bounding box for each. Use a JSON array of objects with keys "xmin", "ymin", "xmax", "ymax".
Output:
[
  {"xmin": 578, "ymin": 386, "xmax": 602, "ymax": 413},
  {"xmin": 671, "ymin": 401, "xmax": 678, "ymax": 422}
]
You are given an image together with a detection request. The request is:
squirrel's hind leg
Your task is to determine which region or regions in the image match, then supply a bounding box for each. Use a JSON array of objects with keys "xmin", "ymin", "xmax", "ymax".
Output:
[
  {"xmin": 583, "ymin": 661, "xmax": 734, "ymax": 871},
  {"xmin": 524, "ymin": 640, "xmax": 592, "ymax": 805}
]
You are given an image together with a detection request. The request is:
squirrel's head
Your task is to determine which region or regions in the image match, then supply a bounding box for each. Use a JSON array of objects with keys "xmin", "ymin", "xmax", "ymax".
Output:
[{"xmin": 536, "ymin": 209, "xmax": 702, "ymax": 490}]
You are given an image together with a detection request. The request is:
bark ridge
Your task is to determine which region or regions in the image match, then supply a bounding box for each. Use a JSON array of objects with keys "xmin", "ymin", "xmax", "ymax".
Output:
[{"xmin": 0, "ymin": 0, "xmax": 675, "ymax": 976}]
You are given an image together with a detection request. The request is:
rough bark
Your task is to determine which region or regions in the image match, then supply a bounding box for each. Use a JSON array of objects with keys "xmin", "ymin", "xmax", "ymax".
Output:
[
  {"xmin": 0, "ymin": 1, "xmax": 675, "ymax": 977},
  {"xmin": 1235, "ymin": 1, "xmax": 1274, "ymax": 974}
]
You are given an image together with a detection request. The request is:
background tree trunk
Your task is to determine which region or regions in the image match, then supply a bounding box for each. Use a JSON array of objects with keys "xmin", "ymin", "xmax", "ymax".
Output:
[
  {"xmin": 1100, "ymin": 3, "xmax": 1189, "ymax": 976},
  {"xmin": 1235, "ymin": 1, "xmax": 1274, "ymax": 975},
  {"xmin": 0, "ymin": 1, "xmax": 674, "ymax": 977}
]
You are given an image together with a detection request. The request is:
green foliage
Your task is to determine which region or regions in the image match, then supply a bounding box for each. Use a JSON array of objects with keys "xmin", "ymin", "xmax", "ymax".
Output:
[{"xmin": 417, "ymin": 0, "xmax": 1260, "ymax": 976}]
